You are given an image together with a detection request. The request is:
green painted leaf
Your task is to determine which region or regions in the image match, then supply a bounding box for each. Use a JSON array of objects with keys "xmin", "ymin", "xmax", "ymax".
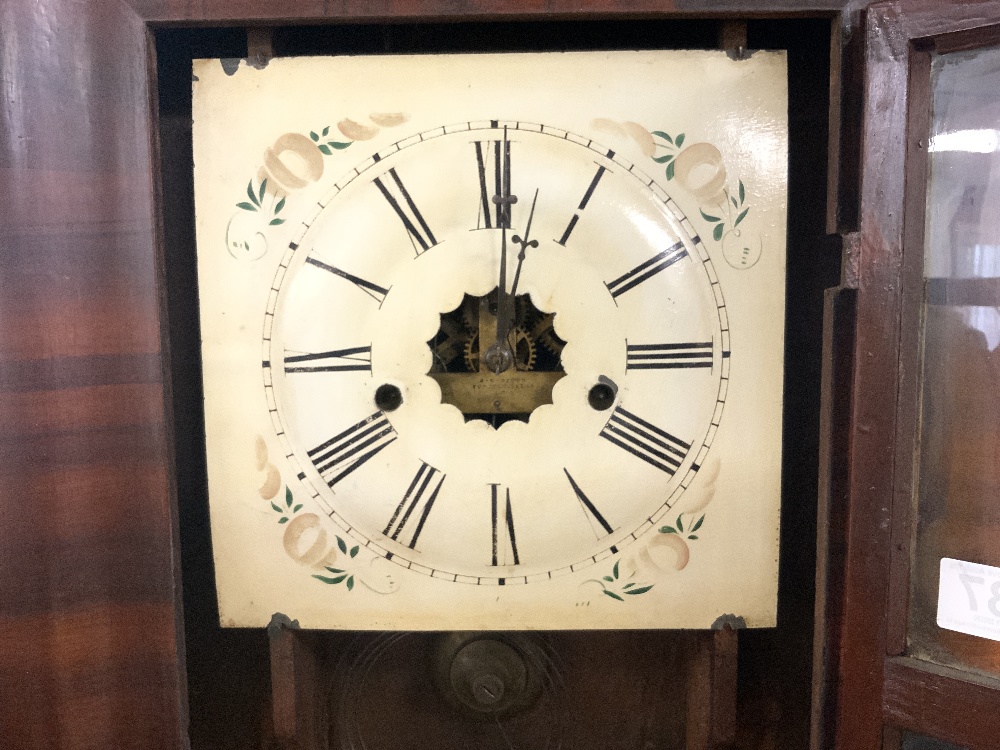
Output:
[
  {"xmin": 739, "ymin": 179, "xmax": 745, "ymax": 204},
  {"xmin": 713, "ymin": 223, "xmax": 724, "ymax": 241},
  {"xmin": 313, "ymin": 574, "xmax": 347, "ymax": 585},
  {"xmin": 690, "ymin": 515, "xmax": 705, "ymax": 533},
  {"xmin": 350, "ymin": 546, "xmax": 359, "ymax": 558},
  {"xmin": 660, "ymin": 526, "xmax": 676, "ymax": 534},
  {"xmin": 310, "ymin": 131, "xmax": 319, "ymax": 142},
  {"xmin": 675, "ymin": 133, "xmax": 685, "ymax": 148},
  {"xmin": 292, "ymin": 504, "xmax": 303, "ymax": 513},
  {"xmin": 666, "ymin": 161, "xmax": 675, "ymax": 180},
  {"xmin": 624, "ymin": 585, "xmax": 654, "ymax": 595},
  {"xmin": 652, "ymin": 131, "xmax": 673, "ymax": 144},
  {"xmin": 613, "ymin": 560, "xmax": 620, "ymax": 580},
  {"xmin": 274, "ymin": 196, "xmax": 286, "ymax": 214},
  {"xmin": 602, "ymin": 590, "xmax": 625, "ymax": 602},
  {"xmin": 732, "ymin": 196, "xmax": 739, "ymax": 208},
  {"xmin": 652, "ymin": 154, "xmax": 674, "ymax": 164},
  {"xmin": 325, "ymin": 567, "xmax": 344, "ymax": 574},
  {"xmin": 271, "ymin": 502, "xmax": 282, "ymax": 513},
  {"xmin": 319, "ymin": 144, "xmax": 332, "ymax": 156},
  {"xmin": 243, "ymin": 242, "xmax": 249, "ymax": 251},
  {"xmin": 623, "ymin": 582, "xmax": 635, "ymax": 589},
  {"xmin": 236, "ymin": 201, "xmax": 257, "ymax": 212},
  {"xmin": 688, "ymin": 535, "xmax": 699, "ymax": 540},
  {"xmin": 259, "ymin": 179, "xmax": 267, "ymax": 202},
  {"xmin": 269, "ymin": 218, "xmax": 285, "ymax": 226},
  {"xmin": 603, "ymin": 576, "xmax": 614, "ymax": 582},
  {"xmin": 337, "ymin": 536, "xmax": 348, "ymax": 554},
  {"xmin": 278, "ymin": 517, "xmax": 288, "ymax": 524},
  {"xmin": 677, "ymin": 515, "xmax": 684, "ymax": 533},
  {"xmin": 700, "ymin": 209, "xmax": 721, "ymax": 223},
  {"xmin": 346, "ymin": 576, "xmax": 354, "ymax": 591},
  {"xmin": 328, "ymin": 141, "xmax": 352, "ymax": 150},
  {"xmin": 322, "ymin": 126, "xmax": 330, "ymax": 136},
  {"xmin": 734, "ymin": 207, "xmax": 750, "ymax": 227},
  {"xmin": 285, "ymin": 486, "xmax": 293, "ymax": 507},
  {"xmin": 247, "ymin": 181, "xmax": 260, "ymax": 207}
]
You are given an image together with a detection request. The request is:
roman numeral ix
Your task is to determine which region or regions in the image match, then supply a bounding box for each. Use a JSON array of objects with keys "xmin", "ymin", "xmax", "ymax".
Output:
[
  {"xmin": 373, "ymin": 164, "xmax": 438, "ymax": 255},
  {"xmin": 284, "ymin": 346, "xmax": 372, "ymax": 373},
  {"xmin": 599, "ymin": 406, "xmax": 690, "ymax": 475},
  {"xmin": 626, "ymin": 342, "xmax": 713, "ymax": 371},
  {"xmin": 384, "ymin": 461, "xmax": 446, "ymax": 549},
  {"xmin": 305, "ymin": 257, "xmax": 389, "ymax": 305},
  {"xmin": 308, "ymin": 412, "xmax": 396, "ymax": 487},
  {"xmin": 605, "ymin": 241, "xmax": 688, "ymax": 299}
]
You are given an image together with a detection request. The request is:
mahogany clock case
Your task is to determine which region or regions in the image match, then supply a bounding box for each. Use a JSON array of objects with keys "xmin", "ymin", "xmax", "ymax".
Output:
[{"xmin": 157, "ymin": 18, "xmax": 837, "ymax": 749}]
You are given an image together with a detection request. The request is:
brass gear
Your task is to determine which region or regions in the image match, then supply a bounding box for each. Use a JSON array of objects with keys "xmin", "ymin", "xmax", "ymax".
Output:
[
  {"xmin": 463, "ymin": 326, "xmax": 537, "ymax": 372},
  {"xmin": 463, "ymin": 333, "xmax": 480, "ymax": 372},
  {"xmin": 509, "ymin": 326, "xmax": 537, "ymax": 371}
]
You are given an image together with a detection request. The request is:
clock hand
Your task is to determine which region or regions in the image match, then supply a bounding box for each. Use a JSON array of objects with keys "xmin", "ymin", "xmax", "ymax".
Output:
[
  {"xmin": 484, "ymin": 128, "xmax": 518, "ymax": 375},
  {"xmin": 508, "ymin": 188, "xmax": 540, "ymax": 303}
]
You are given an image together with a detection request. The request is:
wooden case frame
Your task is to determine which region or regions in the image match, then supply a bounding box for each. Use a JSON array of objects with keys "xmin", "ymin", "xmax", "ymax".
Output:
[{"xmin": 2, "ymin": 2, "xmax": 860, "ymax": 749}]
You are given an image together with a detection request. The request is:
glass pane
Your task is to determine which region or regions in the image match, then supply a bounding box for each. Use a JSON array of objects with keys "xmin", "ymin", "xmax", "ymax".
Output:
[
  {"xmin": 909, "ymin": 46, "xmax": 1000, "ymax": 677},
  {"xmin": 901, "ymin": 731, "xmax": 968, "ymax": 750}
]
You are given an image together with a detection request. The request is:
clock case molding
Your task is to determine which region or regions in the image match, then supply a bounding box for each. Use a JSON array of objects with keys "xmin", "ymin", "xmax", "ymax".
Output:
[{"xmin": 6, "ymin": 1, "xmax": 994, "ymax": 749}]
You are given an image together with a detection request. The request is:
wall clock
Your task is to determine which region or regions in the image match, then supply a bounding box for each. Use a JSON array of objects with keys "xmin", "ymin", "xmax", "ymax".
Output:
[{"xmin": 192, "ymin": 50, "xmax": 787, "ymax": 630}]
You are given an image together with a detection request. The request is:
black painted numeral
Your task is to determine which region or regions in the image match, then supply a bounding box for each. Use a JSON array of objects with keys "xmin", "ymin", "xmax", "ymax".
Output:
[
  {"xmin": 373, "ymin": 166, "xmax": 438, "ymax": 255},
  {"xmin": 474, "ymin": 137, "xmax": 507, "ymax": 229},
  {"xmin": 489, "ymin": 484, "xmax": 520, "ymax": 566},
  {"xmin": 284, "ymin": 346, "xmax": 372, "ymax": 373},
  {"xmin": 557, "ymin": 156, "xmax": 611, "ymax": 246},
  {"xmin": 305, "ymin": 257, "xmax": 389, "ymax": 305},
  {"xmin": 599, "ymin": 406, "xmax": 690, "ymax": 475},
  {"xmin": 563, "ymin": 469, "xmax": 614, "ymax": 537},
  {"xmin": 307, "ymin": 412, "xmax": 396, "ymax": 487},
  {"xmin": 384, "ymin": 461, "xmax": 446, "ymax": 549},
  {"xmin": 605, "ymin": 241, "xmax": 688, "ymax": 299},
  {"xmin": 626, "ymin": 342, "xmax": 713, "ymax": 371}
]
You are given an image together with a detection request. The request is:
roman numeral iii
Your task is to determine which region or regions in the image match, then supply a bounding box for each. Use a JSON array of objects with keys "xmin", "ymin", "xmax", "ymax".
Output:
[
  {"xmin": 284, "ymin": 346, "xmax": 372, "ymax": 373},
  {"xmin": 373, "ymin": 165, "xmax": 438, "ymax": 255},
  {"xmin": 626, "ymin": 342, "xmax": 713, "ymax": 371},
  {"xmin": 308, "ymin": 412, "xmax": 396, "ymax": 487},
  {"xmin": 599, "ymin": 406, "xmax": 690, "ymax": 475},
  {"xmin": 605, "ymin": 241, "xmax": 688, "ymax": 299},
  {"xmin": 384, "ymin": 462, "xmax": 446, "ymax": 549}
]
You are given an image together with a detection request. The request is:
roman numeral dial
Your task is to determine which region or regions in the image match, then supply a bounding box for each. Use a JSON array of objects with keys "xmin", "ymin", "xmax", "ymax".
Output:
[
  {"xmin": 284, "ymin": 346, "xmax": 372, "ymax": 373},
  {"xmin": 372, "ymin": 163, "xmax": 438, "ymax": 255},
  {"xmin": 626, "ymin": 342, "xmax": 714, "ymax": 371},
  {"xmin": 307, "ymin": 412, "xmax": 396, "ymax": 487},
  {"xmin": 605, "ymin": 241, "xmax": 688, "ymax": 299},
  {"xmin": 600, "ymin": 406, "xmax": 691, "ymax": 475},
  {"xmin": 384, "ymin": 462, "xmax": 446, "ymax": 550},
  {"xmin": 489, "ymin": 484, "xmax": 520, "ymax": 567}
]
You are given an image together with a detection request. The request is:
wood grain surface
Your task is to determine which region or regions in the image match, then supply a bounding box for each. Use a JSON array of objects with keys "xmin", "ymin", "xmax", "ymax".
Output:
[{"xmin": 0, "ymin": 0, "xmax": 186, "ymax": 748}]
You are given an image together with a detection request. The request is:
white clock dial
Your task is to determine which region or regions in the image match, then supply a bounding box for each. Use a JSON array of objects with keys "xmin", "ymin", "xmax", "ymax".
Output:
[{"xmin": 265, "ymin": 121, "xmax": 727, "ymax": 583}]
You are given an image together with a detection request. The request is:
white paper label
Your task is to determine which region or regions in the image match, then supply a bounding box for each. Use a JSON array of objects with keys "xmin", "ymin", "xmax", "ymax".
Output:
[{"xmin": 937, "ymin": 557, "xmax": 1000, "ymax": 642}]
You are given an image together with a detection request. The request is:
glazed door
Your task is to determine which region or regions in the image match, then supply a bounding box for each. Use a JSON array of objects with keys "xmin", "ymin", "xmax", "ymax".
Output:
[{"xmin": 837, "ymin": 3, "xmax": 1000, "ymax": 749}]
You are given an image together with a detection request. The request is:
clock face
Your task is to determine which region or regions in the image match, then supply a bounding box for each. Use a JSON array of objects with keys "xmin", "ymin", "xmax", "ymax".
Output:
[
  {"xmin": 192, "ymin": 50, "xmax": 787, "ymax": 630},
  {"xmin": 267, "ymin": 121, "xmax": 727, "ymax": 582}
]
